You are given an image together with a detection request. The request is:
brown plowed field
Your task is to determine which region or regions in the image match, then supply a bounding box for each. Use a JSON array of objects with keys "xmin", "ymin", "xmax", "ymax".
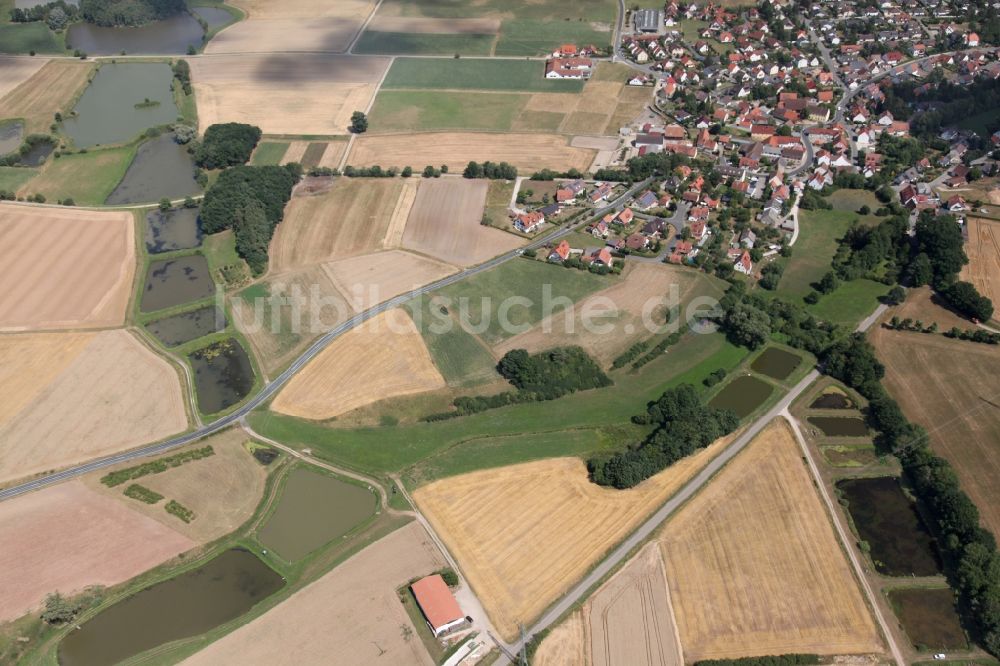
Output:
[
  {"xmin": 0, "ymin": 479, "xmax": 193, "ymax": 623},
  {"xmin": 347, "ymin": 132, "xmax": 597, "ymax": 173},
  {"xmin": 0, "ymin": 204, "xmax": 135, "ymax": 331},
  {"xmin": 871, "ymin": 324, "xmax": 1000, "ymax": 537},
  {"xmin": 189, "ymin": 55, "xmax": 389, "ymax": 135},
  {"xmin": 0, "ymin": 60, "xmax": 93, "ymax": 133},
  {"xmin": 182, "ymin": 522, "xmax": 444, "ymax": 666},
  {"xmin": 271, "ymin": 308, "xmax": 445, "ymax": 420},
  {"xmin": 270, "ymin": 178, "xmax": 406, "ymax": 272},
  {"xmin": 401, "ymin": 178, "xmax": 523, "ymax": 266},
  {"xmin": 962, "ymin": 217, "xmax": 1000, "ymax": 306},
  {"xmin": 535, "ymin": 611, "xmax": 587, "ymax": 666},
  {"xmin": 367, "ymin": 16, "xmax": 500, "ymax": 33},
  {"xmin": 0, "ymin": 329, "xmax": 188, "ymax": 485},
  {"xmin": 413, "ymin": 436, "xmax": 732, "ymax": 641},
  {"xmin": 322, "ymin": 249, "xmax": 456, "ymax": 311},
  {"xmin": 208, "ymin": 0, "xmax": 376, "ymax": 53},
  {"xmin": 658, "ymin": 419, "xmax": 882, "ymax": 661},
  {"xmin": 0, "ymin": 57, "xmax": 49, "ymax": 100}
]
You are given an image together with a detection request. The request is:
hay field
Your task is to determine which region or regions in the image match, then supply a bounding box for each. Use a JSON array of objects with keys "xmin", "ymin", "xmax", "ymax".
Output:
[
  {"xmin": 413, "ymin": 436, "xmax": 732, "ymax": 640},
  {"xmin": 0, "ymin": 205, "xmax": 135, "ymax": 331},
  {"xmin": 348, "ymin": 132, "xmax": 597, "ymax": 172},
  {"xmin": 402, "ymin": 178, "xmax": 523, "ymax": 266},
  {"xmin": 658, "ymin": 419, "xmax": 882, "ymax": 661},
  {"xmin": 0, "ymin": 479, "xmax": 192, "ymax": 623},
  {"xmin": 0, "ymin": 57, "xmax": 48, "ymax": 99},
  {"xmin": 281, "ymin": 140, "xmax": 309, "ymax": 164},
  {"xmin": 888, "ymin": 285, "xmax": 972, "ymax": 330},
  {"xmin": 270, "ymin": 178, "xmax": 407, "ymax": 272},
  {"xmin": 208, "ymin": 0, "xmax": 377, "ymax": 53},
  {"xmin": 323, "ymin": 249, "xmax": 456, "ymax": 311},
  {"xmin": 0, "ymin": 329, "xmax": 188, "ymax": 485},
  {"xmin": 871, "ymin": 325, "xmax": 1000, "ymax": 536},
  {"xmin": 85, "ymin": 430, "xmax": 267, "ymax": 543},
  {"xmin": 182, "ymin": 522, "xmax": 443, "ymax": 665},
  {"xmin": 0, "ymin": 60, "xmax": 94, "ymax": 133},
  {"xmin": 962, "ymin": 217, "xmax": 1000, "ymax": 306},
  {"xmin": 494, "ymin": 263, "xmax": 715, "ymax": 366},
  {"xmin": 189, "ymin": 55, "xmax": 389, "ymax": 135},
  {"xmin": 535, "ymin": 611, "xmax": 587, "ymax": 666},
  {"xmin": 272, "ymin": 308, "xmax": 446, "ymax": 420}
]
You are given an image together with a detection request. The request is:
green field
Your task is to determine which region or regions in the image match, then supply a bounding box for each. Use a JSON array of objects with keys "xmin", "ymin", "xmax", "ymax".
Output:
[
  {"xmin": 251, "ymin": 142, "xmax": 289, "ymax": 166},
  {"xmin": 354, "ymin": 31, "xmax": 495, "ymax": 56},
  {"xmin": 495, "ymin": 19, "xmax": 612, "ymax": 56},
  {"xmin": 378, "ymin": 0, "xmax": 616, "ymax": 22},
  {"xmin": 0, "ymin": 166, "xmax": 38, "ymax": 193},
  {"xmin": 405, "ymin": 296, "xmax": 500, "ymax": 387},
  {"xmin": 0, "ymin": 23, "xmax": 63, "ymax": 54},
  {"xmin": 826, "ymin": 188, "xmax": 883, "ymax": 224},
  {"xmin": 20, "ymin": 146, "xmax": 135, "ymax": 205},
  {"xmin": 806, "ymin": 278, "xmax": 888, "ymax": 327},
  {"xmin": 778, "ymin": 209, "xmax": 855, "ymax": 299},
  {"xmin": 368, "ymin": 90, "xmax": 528, "ymax": 132},
  {"xmin": 381, "ymin": 58, "xmax": 584, "ymax": 92}
]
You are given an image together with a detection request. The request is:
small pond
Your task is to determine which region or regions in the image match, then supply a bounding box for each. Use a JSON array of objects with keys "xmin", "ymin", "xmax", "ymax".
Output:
[
  {"xmin": 749, "ymin": 347, "xmax": 802, "ymax": 380},
  {"xmin": 145, "ymin": 205, "xmax": 201, "ymax": 253},
  {"xmin": 105, "ymin": 132, "xmax": 201, "ymax": 205},
  {"xmin": 146, "ymin": 305, "xmax": 226, "ymax": 347},
  {"xmin": 888, "ymin": 587, "xmax": 968, "ymax": 651},
  {"xmin": 192, "ymin": 5, "xmax": 233, "ymax": 30},
  {"xmin": 66, "ymin": 13, "xmax": 204, "ymax": 56},
  {"xmin": 837, "ymin": 476, "xmax": 942, "ymax": 577},
  {"xmin": 0, "ymin": 121, "xmax": 23, "ymax": 156},
  {"xmin": 189, "ymin": 338, "xmax": 254, "ymax": 413},
  {"xmin": 62, "ymin": 62, "xmax": 179, "ymax": 149},
  {"xmin": 258, "ymin": 466, "xmax": 377, "ymax": 561},
  {"xmin": 810, "ymin": 390, "xmax": 854, "ymax": 409},
  {"xmin": 18, "ymin": 138, "xmax": 54, "ymax": 167},
  {"xmin": 57, "ymin": 548, "xmax": 283, "ymax": 666},
  {"xmin": 809, "ymin": 416, "xmax": 869, "ymax": 437},
  {"xmin": 141, "ymin": 254, "xmax": 215, "ymax": 313},
  {"xmin": 707, "ymin": 375, "xmax": 773, "ymax": 418}
]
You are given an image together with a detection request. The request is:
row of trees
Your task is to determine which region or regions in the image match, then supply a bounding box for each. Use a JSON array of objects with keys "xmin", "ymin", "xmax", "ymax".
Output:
[
  {"xmin": 79, "ymin": 0, "xmax": 184, "ymax": 26},
  {"xmin": 694, "ymin": 657, "xmax": 819, "ymax": 666},
  {"xmin": 463, "ymin": 161, "xmax": 517, "ymax": 180}
]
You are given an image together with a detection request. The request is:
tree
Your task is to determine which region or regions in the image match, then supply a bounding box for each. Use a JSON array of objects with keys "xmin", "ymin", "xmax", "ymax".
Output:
[
  {"xmin": 401, "ymin": 165, "xmax": 412, "ymax": 177},
  {"xmin": 233, "ymin": 199, "xmax": 270, "ymax": 275},
  {"xmin": 858, "ymin": 204, "xmax": 871, "ymax": 215},
  {"xmin": 350, "ymin": 111, "xmax": 368, "ymax": 134},
  {"xmin": 463, "ymin": 161, "xmax": 483, "ymax": 178},
  {"xmin": 944, "ymin": 281, "xmax": 994, "ymax": 321},
  {"xmin": 914, "ymin": 212, "xmax": 968, "ymax": 283},
  {"xmin": 722, "ymin": 301, "xmax": 771, "ymax": 349},
  {"xmin": 817, "ymin": 271, "xmax": 840, "ymax": 294},
  {"xmin": 41, "ymin": 592, "xmax": 80, "ymax": 625},
  {"xmin": 908, "ymin": 252, "xmax": 933, "ymax": 286},
  {"xmin": 158, "ymin": 197, "xmax": 171, "ymax": 212},
  {"xmin": 422, "ymin": 165, "xmax": 436, "ymax": 178},
  {"xmin": 776, "ymin": 124, "xmax": 792, "ymax": 136},
  {"xmin": 884, "ymin": 285, "xmax": 906, "ymax": 305}
]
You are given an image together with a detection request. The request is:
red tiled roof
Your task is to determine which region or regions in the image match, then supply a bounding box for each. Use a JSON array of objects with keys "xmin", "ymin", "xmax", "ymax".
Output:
[{"xmin": 411, "ymin": 575, "xmax": 463, "ymax": 632}]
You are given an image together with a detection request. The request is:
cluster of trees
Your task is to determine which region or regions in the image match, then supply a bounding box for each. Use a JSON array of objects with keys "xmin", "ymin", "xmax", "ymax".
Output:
[
  {"xmin": 530, "ymin": 168, "xmax": 584, "ymax": 181},
  {"xmin": 9, "ymin": 0, "xmax": 78, "ymax": 28},
  {"xmin": 885, "ymin": 316, "xmax": 937, "ymax": 334},
  {"xmin": 716, "ymin": 283, "xmax": 838, "ymax": 354},
  {"xmin": 463, "ymin": 161, "xmax": 517, "ymax": 180},
  {"xmin": 200, "ymin": 164, "xmax": 299, "ymax": 274},
  {"xmin": 79, "ymin": 0, "xmax": 184, "ymax": 26},
  {"xmin": 831, "ymin": 213, "xmax": 909, "ymax": 282},
  {"xmin": 694, "ymin": 657, "xmax": 819, "ymax": 666},
  {"xmin": 588, "ymin": 384, "xmax": 739, "ymax": 489},
  {"xmin": 758, "ymin": 262, "xmax": 784, "ymax": 290},
  {"xmin": 823, "ymin": 336, "xmax": 1000, "ymax": 654},
  {"xmin": 193, "ymin": 123, "xmax": 261, "ymax": 170},
  {"xmin": 884, "ymin": 77, "xmax": 1000, "ymax": 143},
  {"xmin": 944, "ymin": 281, "xmax": 994, "ymax": 322},
  {"xmin": 172, "ymin": 59, "xmax": 192, "ymax": 96}
]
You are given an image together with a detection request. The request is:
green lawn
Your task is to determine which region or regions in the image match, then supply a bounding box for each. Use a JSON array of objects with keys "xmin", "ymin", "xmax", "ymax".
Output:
[
  {"xmin": 22, "ymin": 146, "xmax": 135, "ymax": 205},
  {"xmin": 778, "ymin": 208, "xmax": 855, "ymax": 299},
  {"xmin": 495, "ymin": 19, "xmax": 612, "ymax": 56},
  {"xmin": 0, "ymin": 23, "xmax": 63, "ymax": 54},
  {"xmin": 826, "ymin": 189, "xmax": 883, "ymax": 224},
  {"xmin": 404, "ymin": 296, "xmax": 500, "ymax": 387},
  {"xmin": 251, "ymin": 142, "xmax": 289, "ymax": 166},
  {"xmin": 354, "ymin": 31, "xmax": 495, "ymax": 56},
  {"xmin": 0, "ymin": 166, "xmax": 38, "ymax": 193},
  {"xmin": 368, "ymin": 90, "xmax": 528, "ymax": 132},
  {"xmin": 806, "ymin": 278, "xmax": 888, "ymax": 327},
  {"xmin": 381, "ymin": 58, "xmax": 584, "ymax": 92},
  {"xmin": 378, "ymin": 0, "xmax": 616, "ymax": 22}
]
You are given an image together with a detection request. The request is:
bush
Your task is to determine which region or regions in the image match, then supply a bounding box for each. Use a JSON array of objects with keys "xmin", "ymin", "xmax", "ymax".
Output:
[
  {"xmin": 124, "ymin": 483, "xmax": 164, "ymax": 504},
  {"xmin": 702, "ymin": 368, "xmax": 727, "ymax": 387},
  {"xmin": 171, "ymin": 59, "xmax": 192, "ymax": 95},
  {"xmin": 101, "ymin": 445, "xmax": 214, "ymax": 486},
  {"xmin": 41, "ymin": 592, "xmax": 82, "ymax": 625},
  {"xmin": 194, "ymin": 123, "xmax": 261, "ymax": 169},
  {"xmin": 165, "ymin": 500, "xmax": 195, "ymax": 523}
]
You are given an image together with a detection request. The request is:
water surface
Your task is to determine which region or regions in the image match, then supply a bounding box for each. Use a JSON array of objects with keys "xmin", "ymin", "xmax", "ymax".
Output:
[
  {"xmin": 66, "ymin": 13, "xmax": 204, "ymax": 56},
  {"xmin": 145, "ymin": 205, "xmax": 201, "ymax": 253},
  {"xmin": 141, "ymin": 254, "xmax": 215, "ymax": 313},
  {"xmin": 105, "ymin": 132, "xmax": 200, "ymax": 205},
  {"xmin": 189, "ymin": 338, "xmax": 254, "ymax": 413},
  {"xmin": 707, "ymin": 375, "xmax": 773, "ymax": 418},
  {"xmin": 0, "ymin": 121, "xmax": 23, "ymax": 156},
  {"xmin": 749, "ymin": 347, "xmax": 801, "ymax": 380},
  {"xmin": 147, "ymin": 305, "xmax": 225, "ymax": 347},
  {"xmin": 809, "ymin": 416, "xmax": 868, "ymax": 437}
]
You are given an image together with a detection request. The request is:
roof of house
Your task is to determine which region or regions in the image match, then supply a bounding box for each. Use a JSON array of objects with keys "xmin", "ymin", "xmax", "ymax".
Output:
[{"xmin": 411, "ymin": 575, "xmax": 464, "ymax": 631}]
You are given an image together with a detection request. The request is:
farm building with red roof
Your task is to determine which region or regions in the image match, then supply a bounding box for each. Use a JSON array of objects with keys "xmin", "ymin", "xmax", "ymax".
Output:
[{"xmin": 410, "ymin": 574, "xmax": 465, "ymax": 637}]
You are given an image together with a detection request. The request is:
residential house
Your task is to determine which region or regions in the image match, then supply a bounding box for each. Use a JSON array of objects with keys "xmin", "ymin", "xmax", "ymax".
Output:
[
  {"xmin": 514, "ymin": 211, "xmax": 545, "ymax": 233},
  {"xmin": 548, "ymin": 240, "xmax": 571, "ymax": 262}
]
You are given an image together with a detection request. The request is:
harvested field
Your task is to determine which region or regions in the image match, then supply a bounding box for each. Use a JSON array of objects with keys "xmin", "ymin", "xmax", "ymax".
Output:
[
  {"xmin": 888, "ymin": 285, "xmax": 973, "ymax": 331},
  {"xmin": 86, "ymin": 430, "xmax": 267, "ymax": 543},
  {"xmin": 348, "ymin": 132, "xmax": 597, "ymax": 173},
  {"xmin": 318, "ymin": 140, "xmax": 348, "ymax": 168},
  {"xmin": 281, "ymin": 140, "xmax": 309, "ymax": 164},
  {"xmin": 402, "ymin": 178, "xmax": 523, "ymax": 266},
  {"xmin": 658, "ymin": 418, "xmax": 882, "ymax": 660},
  {"xmin": 0, "ymin": 479, "xmax": 193, "ymax": 623},
  {"xmin": 182, "ymin": 522, "xmax": 444, "ymax": 666},
  {"xmin": 0, "ymin": 329, "xmax": 188, "ymax": 485},
  {"xmin": 323, "ymin": 249, "xmax": 456, "ymax": 311},
  {"xmin": 208, "ymin": 0, "xmax": 377, "ymax": 53},
  {"xmin": 385, "ymin": 177, "xmax": 419, "ymax": 247},
  {"xmin": 962, "ymin": 217, "xmax": 1000, "ymax": 307},
  {"xmin": 535, "ymin": 611, "xmax": 587, "ymax": 666},
  {"xmin": 270, "ymin": 178, "xmax": 406, "ymax": 273},
  {"xmin": 272, "ymin": 308, "xmax": 445, "ymax": 420},
  {"xmin": 413, "ymin": 436, "xmax": 732, "ymax": 641},
  {"xmin": 0, "ymin": 60, "xmax": 93, "ymax": 133},
  {"xmin": 189, "ymin": 55, "xmax": 389, "ymax": 135},
  {"xmin": 0, "ymin": 204, "xmax": 135, "ymax": 331},
  {"xmin": 0, "ymin": 56, "xmax": 48, "ymax": 100},
  {"xmin": 871, "ymin": 324, "xmax": 1000, "ymax": 537},
  {"xmin": 367, "ymin": 16, "xmax": 499, "ymax": 33},
  {"xmin": 588, "ymin": 542, "xmax": 682, "ymax": 666}
]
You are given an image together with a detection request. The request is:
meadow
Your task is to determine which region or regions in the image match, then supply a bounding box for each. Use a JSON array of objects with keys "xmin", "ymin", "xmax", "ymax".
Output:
[{"xmin": 381, "ymin": 58, "xmax": 585, "ymax": 92}]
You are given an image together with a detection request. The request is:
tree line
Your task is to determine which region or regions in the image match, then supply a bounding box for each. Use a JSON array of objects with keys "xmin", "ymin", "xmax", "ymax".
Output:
[
  {"xmin": 79, "ymin": 0, "xmax": 184, "ymax": 26},
  {"xmin": 463, "ymin": 161, "xmax": 517, "ymax": 180}
]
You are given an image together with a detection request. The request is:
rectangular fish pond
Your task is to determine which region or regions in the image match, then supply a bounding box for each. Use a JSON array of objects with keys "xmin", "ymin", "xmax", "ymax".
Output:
[
  {"xmin": 749, "ymin": 346, "xmax": 802, "ymax": 380},
  {"xmin": 145, "ymin": 205, "xmax": 201, "ymax": 253},
  {"xmin": 887, "ymin": 587, "xmax": 968, "ymax": 651},
  {"xmin": 66, "ymin": 13, "xmax": 205, "ymax": 56},
  {"xmin": 257, "ymin": 466, "xmax": 378, "ymax": 562},
  {"xmin": 707, "ymin": 375, "xmax": 774, "ymax": 419},
  {"xmin": 809, "ymin": 389, "xmax": 854, "ymax": 409},
  {"xmin": 189, "ymin": 338, "xmax": 255, "ymax": 414},
  {"xmin": 141, "ymin": 254, "xmax": 215, "ymax": 313},
  {"xmin": 146, "ymin": 305, "xmax": 226, "ymax": 347},
  {"xmin": 808, "ymin": 416, "xmax": 869, "ymax": 437},
  {"xmin": 105, "ymin": 133, "xmax": 201, "ymax": 205},
  {"xmin": 58, "ymin": 548, "xmax": 283, "ymax": 666}
]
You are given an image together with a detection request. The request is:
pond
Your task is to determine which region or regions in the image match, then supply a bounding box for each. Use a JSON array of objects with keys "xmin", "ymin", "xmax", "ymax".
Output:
[
  {"xmin": 707, "ymin": 375, "xmax": 773, "ymax": 419},
  {"xmin": 141, "ymin": 254, "xmax": 215, "ymax": 313},
  {"xmin": 888, "ymin": 587, "xmax": 968, "ymax": 651},
  {"xmin": 0, "ymin": 121, "xmax": 23, "ymax": 156},
  {"xmin": 810, "ymin": 390, "xmax": 854, "ymax": 409},
  {"xmin": 808, "ymin": 416, "xmax": 869, "ymax": 437},
  {"xmin": 189, "ymin": 338, "xmax": 254, "ymax": 413},
  {"xmin": 66, "ymin": 13, "xmax": 204, "ymax": 56},
  {"xmin": 821, "ymin": 445, "xmax": 879, "ymax": 468},
  {"xmin": 146, "ymin": 305, "xmax": 226, "ymax": 347},
  {"xmin": 749, "ymin": 347, "xmax": 802, "ymax": 380},
  {"xmin": 145, "ymin": 205, "xmax": 201, "ymax": 253},
  {"xmin": 105, "ymin": 132, "xmax": 201, "ymax": 205},
  {"xmin": 191, "ymin": 5, "xmax": 234, "ymax": 30},
  {"xmin": 62, "ymin": 62, "xmax": 179, "ymax": 149},
  {"xmin": 837, "ymin": 476, "xmax": 942, "ymax": 577},
  {"xmin": 57, "ymin": 548, "xmax": 283, "ymax": 666},
  {"xmin": 258, "ymin": 466, "xmax": 377, "ymax": 561},
  {"xmin": 17, "ymin": 137, "xmax": 54, "ymax": 167}
]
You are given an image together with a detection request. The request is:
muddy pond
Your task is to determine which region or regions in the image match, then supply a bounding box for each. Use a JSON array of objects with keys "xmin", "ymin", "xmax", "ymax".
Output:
[
  {"xmin": 66, "ymin": 13, "xmax": 204, "ymax": 56},
  {"xmin": 106, "ymin": 133, "xmax": 201, "ymax": 205},
  {"xmin": 57, "ymin": 548, "xmax": 283, "ymax": 666},
  {"xmin": 258, "ymin": 467, "xmax": 377, "ymax": 561},
  {"xmin": 749, "ymin": 347, "xmax": 801, "ymax": 380},
  {"xmin": 707, "ymin": 375, "xmax": 773, "ymax": 418},
  {"xmin": 888, "ymin": 587, "xmax": 967, "ymax": 650},
  {"xmin": 62, "ymin": 62, "xmax": 179, "ymax": 149},
  {"xmin": 145, "ymin": 205, "xmax": 201, "ymax": 253},
  {"xmin": 810, "ymin": 390, "xmax": 854, "ymax": 409},
  {"xmin": 0, "ymin": 121, "xmax": 23, "ymax": 156},
  {"xmin": 189, "ymin": 338, "xmax": 254, "ymax": 413},
  {"xmin": 837, "ymin": 476, "xmax": 941, "ymax": 576},
  {"xmin": 141, "ymin": 254, "xmax": 215, "ymax": 313},
  {"xmin": 147, "ymin": 305, "xmax": 225, "ymax": 347},
  {"xmin": 808, "ymin": 416, "xmax": 869, "ymax": 437}
]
